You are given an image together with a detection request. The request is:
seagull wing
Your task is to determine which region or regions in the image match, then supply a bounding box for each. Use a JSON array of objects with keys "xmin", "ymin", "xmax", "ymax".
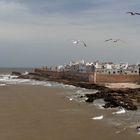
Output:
[
  {"xmin": 72, "ymin": 40, "xmax": 79, "ymax": 44},
  {"xmin": 113, "ymin": 39, "xmax": 120, "ymax": 42},
  {"xmin": 104, "ymin": 38, "xmax": 113, "ymax": 42},
  {"xmin": 135, "ymin": 13, "xmax": 140, "ymax": 15},
  {"xmin": 127, "ymin": 12, "xmax": 134, "ymax": 15},
  {"xmin": 113, "ymin": 39, "xmax": 126, "ymax": 43},
  {"xmin": 83, "ymin": 42, "xmax": 87, "ymax": 47},
  {"xmin": 81, "ymin": 41, "xmax": 87, "ymax": 47},
  {"xmin": 77, "ymin": 40, "xmax": 87, "ymax": 47}
]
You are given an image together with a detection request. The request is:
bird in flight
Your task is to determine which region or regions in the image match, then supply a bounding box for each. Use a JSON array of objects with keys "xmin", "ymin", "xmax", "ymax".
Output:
[
  {"xmin": 72, "ymin": 40, "xmax": 87, "ymax": 47},
  {"xmin": 72, "ymin": 40, "xmax": 79, "ymax": 44},
  {"xmin": 104, "ymin": 38, "xmax": 113, "ymax": 42},
  {"xmin": 104, "ymin": 38, "xmax": 125, "ymax": 43},
  {"xmin": 113, "ymin": 39, "xmax": 124, "ymax": 43},
  {"xmin": 80, "ymin": 40, "xmax": 87, "ymax": 47},
  {"xmin": 127, "ymin": 12, "xmax": 140, "ymax": 15}
]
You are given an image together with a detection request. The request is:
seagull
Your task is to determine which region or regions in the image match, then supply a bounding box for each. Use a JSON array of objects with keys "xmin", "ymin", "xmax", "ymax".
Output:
[
  {"xmin": 104, "ymin": 38, "xmax": 113, "ymax": 42},
  {"xmin": 72, "ymin": 40, "xmax": 87, "ymax": 47},
  {"xmin": 80, "ymin": 40, "xmax": 87, "ymax": 47},
  {"xmin": 113, "ymin": 39, "xmax": 126, "ymax": 43},
  {"xmin": 135, "ymin": 13, "xmax": 140, "ymax": 15},
  {"xmin": 127, "ymin": 12, "xmax": 140, "ymax": 15},
  {"xmin": 104, "ymin": 38, "xmax": 125, "ymax": 43},
  {"xmin": 72, "ymin": 40, "xmax": 79, "ymax": 44}
]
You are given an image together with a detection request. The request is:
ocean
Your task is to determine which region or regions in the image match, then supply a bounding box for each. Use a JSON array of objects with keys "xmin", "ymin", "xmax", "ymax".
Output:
[{"xmin": 0, "ymin": 68, "xmax": 140, "ymax": 140}]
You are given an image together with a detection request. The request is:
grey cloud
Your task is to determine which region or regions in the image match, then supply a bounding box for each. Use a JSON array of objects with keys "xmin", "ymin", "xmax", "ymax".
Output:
[{"xmin": 0, "ymin": 0, "xmax": 140, "ymax": 67}]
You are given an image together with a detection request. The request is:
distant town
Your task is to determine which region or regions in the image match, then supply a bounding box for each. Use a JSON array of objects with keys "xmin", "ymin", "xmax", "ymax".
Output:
[{"xmin": 41, "ymin": 60, "xmax": 140, "ymax": 75}]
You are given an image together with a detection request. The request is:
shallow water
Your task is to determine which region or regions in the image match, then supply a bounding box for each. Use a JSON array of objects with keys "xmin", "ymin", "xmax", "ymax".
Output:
[{"xmin": 0, "ymin": 69, "xmax": 140, "ymax": 139}]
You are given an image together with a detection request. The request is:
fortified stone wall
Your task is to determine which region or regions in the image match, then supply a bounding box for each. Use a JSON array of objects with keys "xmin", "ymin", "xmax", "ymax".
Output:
[
  {"xmin": 62, "ymin": 71, "xmax": 89, "ymax": 82},
  {"xmin": 89, "ymin": 73, "xmax": 140, "ymax": 83},
  {"xmin": 34, "ymin": 69, "xmax": 89, "ymax": 82},
  {"xmin": 35, "ymin": 69, "xmax": 140, "ymax": 83}
]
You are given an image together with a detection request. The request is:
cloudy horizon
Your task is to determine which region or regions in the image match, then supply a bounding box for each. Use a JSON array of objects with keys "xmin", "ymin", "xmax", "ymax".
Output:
[{"xmin": 0, "ymin": 0, "xmax": 140, "ymax": 67}]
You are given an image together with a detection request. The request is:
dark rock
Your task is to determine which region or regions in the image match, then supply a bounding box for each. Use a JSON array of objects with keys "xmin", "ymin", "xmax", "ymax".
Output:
[
  {"xmin": 136, "ymin": 126, "xmax": 140, "ymax": 132},
  {"xmin": 11, "ymin": 71, "xmax": 21, "ymax": 76},
  {"xmin": 103, "ymin": 102, "xmax": 118, "ymax": 108},
  {"xmin": 85, "ymin": 88, "xmax": 139, "ymax": 110},
  {"xmin": 18, "ymin": 75, "xmax": 30, "ymax": 79},
  {"xmin": 86, "ymin": 98, "xmax": 94, "ymax": 103}
]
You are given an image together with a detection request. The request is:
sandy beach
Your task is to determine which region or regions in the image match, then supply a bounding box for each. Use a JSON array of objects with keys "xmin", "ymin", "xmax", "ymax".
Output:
[
  {"xmin": 105, "ymin": 83, "xmax": 140, "ymax": 89},
  {"xmin": 0, "ymin": 85, "xmax": 140, "ymax": 140}
]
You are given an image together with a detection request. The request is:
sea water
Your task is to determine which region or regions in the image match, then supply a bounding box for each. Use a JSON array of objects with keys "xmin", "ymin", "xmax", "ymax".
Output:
[{"xmin": 0, "ymin": 68, "xmax": 140, "ymax": 136}]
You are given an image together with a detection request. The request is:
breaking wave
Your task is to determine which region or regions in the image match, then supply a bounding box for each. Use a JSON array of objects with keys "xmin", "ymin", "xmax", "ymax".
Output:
[
  {"xmin": 0, "ymin": 74, "xmax": 77, "ymax": 90},
  {"xmin": 0, "ymin": 74, "xmax": 98, "ymax": 103}
]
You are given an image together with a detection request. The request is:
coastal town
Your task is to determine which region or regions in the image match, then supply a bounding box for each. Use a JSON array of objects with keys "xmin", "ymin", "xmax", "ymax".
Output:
[
  {"xmin": 42, "ymin": 60, "xmax": 140, "ymax": 75},
  {"xmin": 34, "ymin": 60, "xmax": 140, "ymax": 84}
]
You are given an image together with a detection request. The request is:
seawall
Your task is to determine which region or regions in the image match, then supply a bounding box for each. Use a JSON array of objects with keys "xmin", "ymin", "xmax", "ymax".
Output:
[
  {"xmin": 89, "ymin": 73, "xmax": 140, "ymax": 83},
  {"xmin": 35, "ymin": 69, "xmax": 140, "ymax": 83}
]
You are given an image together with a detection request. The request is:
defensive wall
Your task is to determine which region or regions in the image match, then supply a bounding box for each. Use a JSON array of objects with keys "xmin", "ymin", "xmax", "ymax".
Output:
[
  {"xmin": 89, "ymin": 73, "xmax": 140, "ymax": 83},
  {"xmin": 35, "ymin": 68, "xmax": 140, "ymax": 83},
  {"xmin": 34, "ymin": 69, "xmax": 89, "ymax": 82}
]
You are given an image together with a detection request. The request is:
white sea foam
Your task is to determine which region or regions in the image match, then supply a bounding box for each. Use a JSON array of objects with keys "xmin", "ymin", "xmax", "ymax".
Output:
[
  {"xmin": 0, "ymin": 74, "xmax": 18, "ymax": 81},
  {"xmin": 69, "ymin": 98, "xmax": 73, "ymax": 101},
  {"xmin": 22, "ymin": 71, "xmax": 29, "ymax": 75},
  {"xmin": 76, "ymin": 89, "xmax": 86, "ymax": 94},
  {"xmin": 0, "ymin": 83, "xmax": 6, "ymax": 86},
  {"xmin": 112, "ymin": 108, "xmax": 126, "ymax": 115},
  {"xmin": 115, "ymin": 128, "xmax": 127, "ymax": 134},
  {"xmin": 93, "ymin": 99, "xmax": 105, "ymax": 109},
  {"xmin": 0, "ymin": 74, "xmax": 51, "ymax": 86},
  {"xmin": 92, "ymin": 115, "xmax": 103, "ymax": 120},
  {"xmin": 0, "ymin": 74, "xmax": 79, "ymax": 90},
  {"xmin": 44, "ymin": 83, "xmax": 52, "ymax": 87},
  {"xmin": 61, "ymin": 84, "xmax": 76, "ymax": 89}
]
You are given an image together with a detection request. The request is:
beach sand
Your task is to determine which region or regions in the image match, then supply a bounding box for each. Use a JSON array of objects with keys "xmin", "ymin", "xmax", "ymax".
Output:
[
  {"xmin": 105, "ymin": 83, "xmax": 140, "ymax": 89},
  {"xmin": 0, "ymin": 85, "xmax": 139, "ymax": 140}
]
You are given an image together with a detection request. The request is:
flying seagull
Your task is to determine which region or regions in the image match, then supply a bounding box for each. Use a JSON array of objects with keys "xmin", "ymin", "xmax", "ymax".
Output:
[
  {"xmin": 80, "ymin": 40, "xmax": 87, "ymax": 47},
  {"xmin": 113, "ymin": 39, "xmax": 125, "ymax": 43},
  {"xmin": 72, "ymin": 40, "xmax": 87, "ymax": 47},
  {"xmin": 104, "ymin": 38, "xmax": 125, "ymax": 43},
  {"xmin": 72, "ymin": 40, "xmax": 79, "ymax": 44},
  {"xmin": 104, "ymin": 38, "xmax": 113, "ymax": 42},
  {"xmin": 127, "ymin": 12, "xmax": 140, "ymax": 15}
]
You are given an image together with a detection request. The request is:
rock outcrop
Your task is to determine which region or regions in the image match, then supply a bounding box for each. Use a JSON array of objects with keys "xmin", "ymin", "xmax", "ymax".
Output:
[
  {"xmin": 85, "ymin": 88, "xmax": 140, "ymax": 110},
  {"xmin": 11, "ymin": 71, "xmax": 21, "ymax": 76}
]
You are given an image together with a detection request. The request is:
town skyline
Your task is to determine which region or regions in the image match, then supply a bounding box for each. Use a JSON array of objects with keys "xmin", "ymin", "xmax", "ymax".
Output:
[{"xmin": 0, "ymin": 0, "xmax": 140, "ymax": 67}]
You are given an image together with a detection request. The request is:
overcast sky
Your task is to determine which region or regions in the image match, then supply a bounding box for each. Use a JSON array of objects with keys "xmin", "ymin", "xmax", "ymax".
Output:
[{"xmin": 0, "ymin": 0, "xmax": 140, "ymax": 67}]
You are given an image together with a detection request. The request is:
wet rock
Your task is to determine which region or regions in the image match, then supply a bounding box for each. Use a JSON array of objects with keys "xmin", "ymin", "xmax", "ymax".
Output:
[
  {"xmin": 11, "ymin": 71, "xmax": 21, "ymax": 76},
  {"xmin": 85, "ymin": 88, "xmax": 139, "ymax": 110}
]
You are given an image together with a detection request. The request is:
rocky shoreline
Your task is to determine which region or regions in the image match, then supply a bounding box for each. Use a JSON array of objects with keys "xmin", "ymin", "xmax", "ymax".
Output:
[
  {"xmin": 12, "ymin": 71, "xmax": 140, "ymax": 111},
  {"xmin": 85, "ymin": 88, "xmax": 140, "ymax": 110}
]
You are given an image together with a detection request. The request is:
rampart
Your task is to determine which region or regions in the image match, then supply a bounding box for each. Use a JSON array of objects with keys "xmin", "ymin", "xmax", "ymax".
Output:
[
  {"xmin": 89, "ymin": 73, "xmax": 140, "ymax": 83},
  {"xmin": 34, "ymin": 69, "xmax": 89, "ymax": 82},
  {"xmin": 35, "ymin": 69, "xmax": 140, "ymax": 83}
]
